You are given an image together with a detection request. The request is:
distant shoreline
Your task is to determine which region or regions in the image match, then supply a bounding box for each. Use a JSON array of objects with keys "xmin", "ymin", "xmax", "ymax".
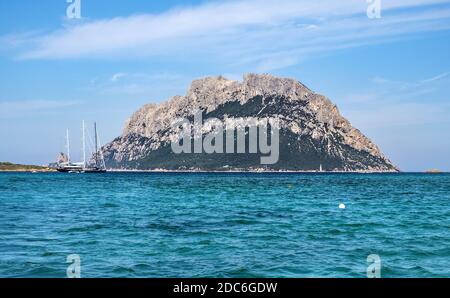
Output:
[
  {"xmin": 0, "ymin": 170, "xmax": 447, "ymax": 174},
  {"xmin": 105, "ymin": 169, "xmax": 401, "ymax": 174},
  {"xmin": 0, "ymin": 169, "xmax": 56, "ymax": 173},
  {"xmin": 0, "ymin": 162, "xmax": 55, "ymax": 173},
  {"xmin": 104, "ymin": 170, "xmax": 447, "ymax": 174},
  {"xmin": 1, "ymin": 162, "xmax": 447, "ymax": 174}
]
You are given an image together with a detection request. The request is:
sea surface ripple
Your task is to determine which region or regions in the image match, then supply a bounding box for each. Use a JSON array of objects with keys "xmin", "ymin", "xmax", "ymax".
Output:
[{"xmin": 0, "ymin": 172, "xmax": 449, "ymax": 277}]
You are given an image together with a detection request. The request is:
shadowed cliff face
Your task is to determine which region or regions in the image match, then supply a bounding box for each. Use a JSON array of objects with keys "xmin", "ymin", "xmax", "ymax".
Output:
[{"xmin": 101, "ymin": 74, "xmax": 398, "ymax": 172}]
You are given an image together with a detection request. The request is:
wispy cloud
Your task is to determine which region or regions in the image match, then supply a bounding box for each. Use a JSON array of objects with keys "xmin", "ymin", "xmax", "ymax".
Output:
[
  {"xmin": 420, "ymin": 72, "xmax": 450, "ymax": 83},
  {"xmin": 342, "ymin": 72, "xmax": 450, "ymax": 128},
  {"xmin": 0, "ymin": 100, "xmax": 79, "ymax": 118},
  {"xmin": 88, "ymin": 72, "xmax": 189, "ymax": 99},
  {"xmin": 345, "ymin": 102, "xmax": 450, "ymax": 128},
  {"xmin": 2, "ymin": 0, "xmax": 450, "ymax": 70},
  {"xmin": 111, "ymin": 72, "xmax": 128, "ymax": 82},
  {"xmin": 370, "ymin": 71, "xmax": 450, "ymax": 93}
]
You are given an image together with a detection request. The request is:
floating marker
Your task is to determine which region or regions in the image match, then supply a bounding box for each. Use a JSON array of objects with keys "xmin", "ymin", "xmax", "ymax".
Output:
[{"xmin": 339, "ymin": 203, "xmax": 346, "ymax": 209}]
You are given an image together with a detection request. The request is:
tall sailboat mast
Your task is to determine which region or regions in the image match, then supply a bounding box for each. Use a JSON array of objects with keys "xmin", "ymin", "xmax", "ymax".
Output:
[
  {"xmin": 82, "ymin": 120, "xmax": 86, "ymax": 169},
  {"xmin": 66, "ymin": 129, "xmax": 71, "ymax": 164},
  {"xmin": 94, "ymin": 122, "xmax": 98, "ymax": 167}
]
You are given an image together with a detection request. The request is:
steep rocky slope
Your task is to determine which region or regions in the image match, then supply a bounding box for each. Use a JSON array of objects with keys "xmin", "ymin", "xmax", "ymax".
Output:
[{"xmin": 101, "ymin": 74, "xmax": 398, "ymax": 172}]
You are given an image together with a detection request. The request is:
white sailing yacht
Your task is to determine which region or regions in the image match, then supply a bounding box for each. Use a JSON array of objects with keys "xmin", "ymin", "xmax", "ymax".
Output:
[{"xmin": 57, "ymin": 121, "xmax": 106, "ymax": 173}]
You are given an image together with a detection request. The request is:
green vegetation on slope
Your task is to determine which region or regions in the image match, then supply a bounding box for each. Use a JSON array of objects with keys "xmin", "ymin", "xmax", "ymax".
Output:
[{"xmin": 0, "ymin": 162, "xmax": 54, "ymax": 172}]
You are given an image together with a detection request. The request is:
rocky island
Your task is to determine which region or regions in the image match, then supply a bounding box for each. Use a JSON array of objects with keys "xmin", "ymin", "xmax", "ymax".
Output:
[{"xmin": 101, "ymin": 74, "xmax": 398, "ymax": 172}]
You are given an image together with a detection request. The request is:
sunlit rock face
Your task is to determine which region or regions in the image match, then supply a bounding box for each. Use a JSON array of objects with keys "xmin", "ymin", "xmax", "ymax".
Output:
[{"xmin": 101, "ymin": 74, "xmax": 398, "ymax": 172}]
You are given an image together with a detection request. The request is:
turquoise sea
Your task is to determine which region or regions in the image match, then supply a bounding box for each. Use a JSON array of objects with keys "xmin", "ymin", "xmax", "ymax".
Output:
[{"xmin": 0, "ymin": 172, "xmax": 449, "ymax": 278}]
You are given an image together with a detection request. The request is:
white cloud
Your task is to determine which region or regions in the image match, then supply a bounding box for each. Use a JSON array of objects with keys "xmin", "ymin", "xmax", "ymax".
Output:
[
  {"xmin": 2, "ymin": 0, "xmax": 449, "ymax": 69},
  {"xmin": 111, "ymin": 72, "xmax": 128, "ymax": 82}
]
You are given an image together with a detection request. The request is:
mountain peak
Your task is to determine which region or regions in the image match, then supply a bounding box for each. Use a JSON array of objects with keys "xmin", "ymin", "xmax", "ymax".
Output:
[
  {"xmin": 243, "ymin": 73, "xmax": 311, "ymax": 96},
  {"xmin": 107, "ymin": 73, "xmax": 398, "ymax": 172}
]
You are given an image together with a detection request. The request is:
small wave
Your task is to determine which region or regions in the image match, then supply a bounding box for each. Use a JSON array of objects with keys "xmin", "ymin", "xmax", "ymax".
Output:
[
  {"xmin": 328, "ymin": 228, "xmax": 346, "ymax": 235},
  {"xmin": 222, "ymin": 267, "xmax": 259, "ymax": 278},
  {"xmin": 146, "ymin": 222, "xmax": 183, "ymax": 232},
  {"xmin": 66, "ymin": 224, "xmax": 106, "ymax": 233},
  {"xmin": 21, "ymin": 264, "xmax": 62, "ymax": 278},
  {"xmin": 42, "ymin": 251, "xmax": 57, "ymax": 257},
  {"xmin": 112, "ymin": 266, "xmax": 136, "ymax": 275},
  {"xmin": 225, "ymin": 219, "xmax": 260, "ymax": 225},
  {"xmin": 8, "ymin": 177, "xmax": 29, "ymax": 183},
  {"xmin": 101, "ymin": 203, "xmax": 119, "ymax": 208}
]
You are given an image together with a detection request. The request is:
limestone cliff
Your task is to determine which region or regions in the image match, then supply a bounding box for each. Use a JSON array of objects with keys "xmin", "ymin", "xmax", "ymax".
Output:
[{"xmin": 101, "ymin": 74, "xmax": 398, "ymax": 172}]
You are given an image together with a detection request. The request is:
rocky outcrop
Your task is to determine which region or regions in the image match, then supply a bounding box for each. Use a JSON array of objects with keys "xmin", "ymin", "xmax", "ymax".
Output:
[{"xmin": 101, "ymin": 74, "xmax": 398, "ymax": 172}]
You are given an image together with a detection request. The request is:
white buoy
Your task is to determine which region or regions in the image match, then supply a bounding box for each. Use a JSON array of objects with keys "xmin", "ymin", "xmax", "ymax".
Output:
[{"xmin": 339, "ymin": 203, "xmax": 346, "ymax": 209}]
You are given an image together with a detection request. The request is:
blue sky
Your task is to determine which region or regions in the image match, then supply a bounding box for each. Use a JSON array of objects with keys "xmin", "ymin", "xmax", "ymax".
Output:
[{"xmin": 0, "ymin": 0, "xmax": 450, "ymax": 171}]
